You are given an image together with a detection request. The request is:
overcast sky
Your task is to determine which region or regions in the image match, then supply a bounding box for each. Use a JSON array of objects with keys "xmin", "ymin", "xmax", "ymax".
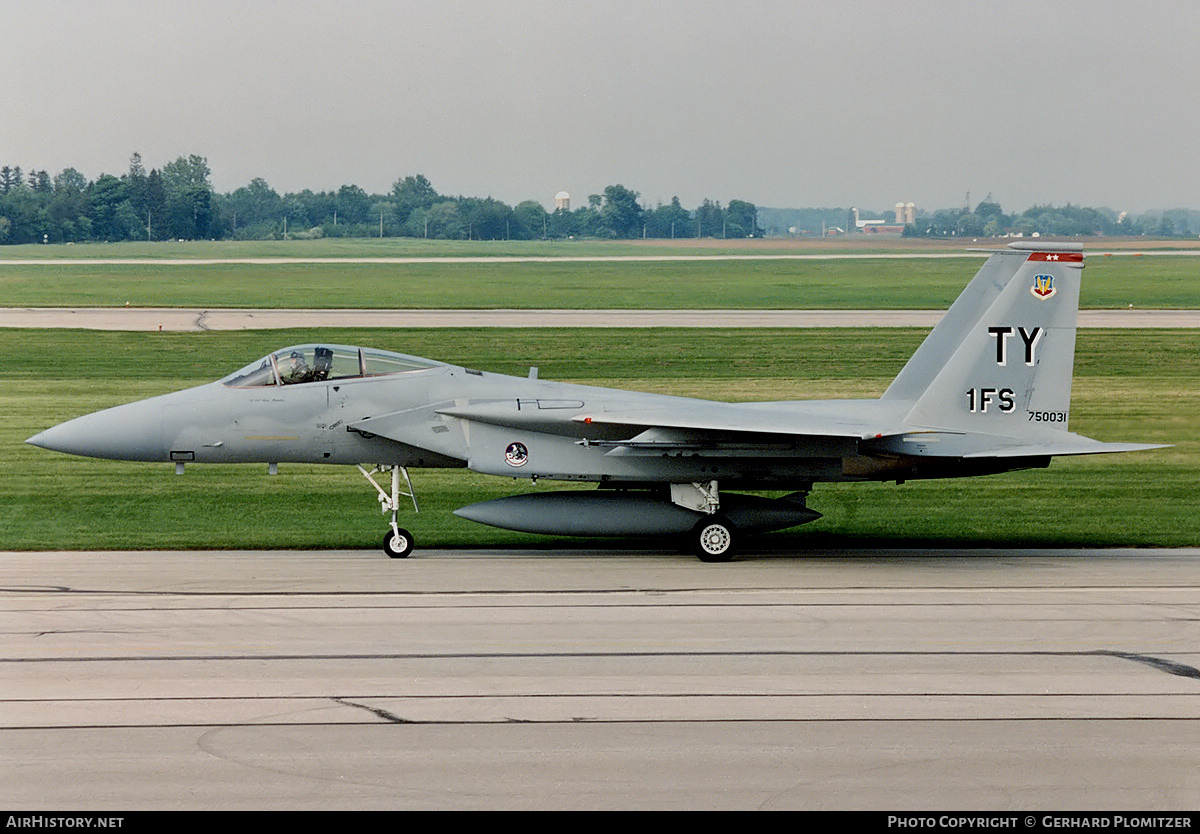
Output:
[{"xmin": 4, "ymin": 0, "xmax": 1198, "ymax": 214}]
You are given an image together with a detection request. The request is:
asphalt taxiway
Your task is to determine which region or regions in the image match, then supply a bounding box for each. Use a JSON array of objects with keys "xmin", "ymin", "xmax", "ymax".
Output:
[
  {"xmin": 4, "ymin": 547, "xmax": 1200, "ymax": 810},
  {"xmin": 1, "ymin": 307, "xmax": 1197, "ymax": 330}
]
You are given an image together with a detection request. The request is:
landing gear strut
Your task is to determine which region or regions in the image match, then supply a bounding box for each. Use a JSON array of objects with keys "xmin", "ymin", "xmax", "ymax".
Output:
[{"xmin": 358, "ymin": 465, "xmax": 418, "ymax": 558}]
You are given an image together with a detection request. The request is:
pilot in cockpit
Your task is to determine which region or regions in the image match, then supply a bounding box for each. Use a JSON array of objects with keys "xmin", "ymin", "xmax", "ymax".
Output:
[{"xmin": 283, "ymin": 350, "xmax": 311, "ymax": 384}]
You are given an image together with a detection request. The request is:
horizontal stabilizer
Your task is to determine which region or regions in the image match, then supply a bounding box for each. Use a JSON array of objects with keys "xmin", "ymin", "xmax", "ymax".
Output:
[{"xmin": 962, "ymin": 437, "xmax": 1170, "ymax": 459}]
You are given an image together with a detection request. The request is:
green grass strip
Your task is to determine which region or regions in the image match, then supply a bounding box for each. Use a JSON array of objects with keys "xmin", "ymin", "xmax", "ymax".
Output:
[{"xmin": 2, "ymin": 328, "xmax": 1194, "ymax": 551}]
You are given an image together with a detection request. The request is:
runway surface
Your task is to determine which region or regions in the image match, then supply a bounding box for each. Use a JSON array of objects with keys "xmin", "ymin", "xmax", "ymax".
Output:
[
  {"xmin": 4, "ymin": 548, "xmax": 1200, "ymax": 810},
  {"xmin": 1, "ymin": 307, "xmax": 1197, "ymax": 330}
]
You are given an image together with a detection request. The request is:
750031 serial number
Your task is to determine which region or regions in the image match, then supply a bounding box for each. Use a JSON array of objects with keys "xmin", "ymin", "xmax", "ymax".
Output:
[{"xmin": 1028, "ymin": 411, "xmax": 1068, "ymax": 423}]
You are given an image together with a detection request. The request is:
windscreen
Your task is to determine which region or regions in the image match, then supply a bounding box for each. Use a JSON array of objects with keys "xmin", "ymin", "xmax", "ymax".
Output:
[{"xmin": 222, "ymin": 345, "xmax": 438, "ymax": 387}]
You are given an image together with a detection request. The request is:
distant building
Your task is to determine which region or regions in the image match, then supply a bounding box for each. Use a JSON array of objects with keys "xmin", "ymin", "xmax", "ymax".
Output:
[
  {"xmin": 895, "ymin": 202, "xmax": 916, "ymax": 224},
  {"xmin": 857, "ymin": 221, "xmax": 906, "ymax": 235},
  {"xmin": 555, "ymin": 191, "xmax": 570, "ymax": 212},
  {"xmin": 847, "ymin": 202, "xmax": 911, "ymax": 235}
]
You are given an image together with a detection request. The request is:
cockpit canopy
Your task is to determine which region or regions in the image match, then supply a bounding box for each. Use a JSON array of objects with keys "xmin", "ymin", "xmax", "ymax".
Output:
[{"xmin": 222, "ymin": 344, "xmax": 440, "ymax": 388}]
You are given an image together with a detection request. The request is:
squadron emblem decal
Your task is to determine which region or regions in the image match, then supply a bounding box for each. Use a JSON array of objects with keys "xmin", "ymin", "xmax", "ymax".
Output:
[
  {"xmin": 1031, "ymin": 273, "xmax": 1056, "ymax": 300},
  {"xmin": 504, "ymin": 442, "xmax": 529, "ymax": 467}
]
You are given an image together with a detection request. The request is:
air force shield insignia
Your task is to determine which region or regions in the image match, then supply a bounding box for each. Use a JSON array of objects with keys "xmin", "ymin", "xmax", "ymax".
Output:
[{"xmin": 1031, "ymin": 273, "xmax": 1056, "ymax": 300}]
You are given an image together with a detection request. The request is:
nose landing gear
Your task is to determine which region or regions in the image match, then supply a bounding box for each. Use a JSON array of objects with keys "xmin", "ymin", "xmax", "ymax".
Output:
[
  {"xmin": 383, "ymin": 526, "xmax": 414, "ymax": 559},
  {"xmin": 358, "ymin": 465, "xmax": 418, "ymax": 558}
]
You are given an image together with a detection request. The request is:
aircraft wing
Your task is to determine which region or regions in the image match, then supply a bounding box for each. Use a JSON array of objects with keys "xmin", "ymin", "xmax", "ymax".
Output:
[
  {"xmin": 568, "ymin": 404, "xmax": 884, "ymax": 440},
  {"xmin": 435, "ymin": 399, "xmax": 912, "ymax": 460},
  {"xmin": 347, "ymin": 399, "xmax": 884, "ymax": 459},
  {"xmin": 436, "ymin": 398, "xmax": 911, "ymax": 441},
  {"xmin": 369, "ymin": 398, "xmax": 1167, "ymax": 462}
]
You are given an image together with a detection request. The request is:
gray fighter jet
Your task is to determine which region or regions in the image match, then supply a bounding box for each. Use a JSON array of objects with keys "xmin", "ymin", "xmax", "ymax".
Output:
[{"xmin": 27, "ymin": 242, "xmax": 1165, "ymax": 560}]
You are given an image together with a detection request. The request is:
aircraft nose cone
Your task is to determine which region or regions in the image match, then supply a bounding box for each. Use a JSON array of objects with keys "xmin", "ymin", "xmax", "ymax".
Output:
[
  {"xmin": 26, "ymin": 399, "xmax": 165, "ymax": 462},
  {"xmin": 25, "ymin": 429, "xmax": 51, "ymax": 448}
]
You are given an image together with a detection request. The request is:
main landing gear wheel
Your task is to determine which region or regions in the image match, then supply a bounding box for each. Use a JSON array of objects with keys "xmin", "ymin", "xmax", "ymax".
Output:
[
  {"xmin": 383, "ymin": 528, "xmax": 414, "ymax": 559},
  {"xmin": 692, "ymin": 516, "xmax": 736, "ymax": 562}
]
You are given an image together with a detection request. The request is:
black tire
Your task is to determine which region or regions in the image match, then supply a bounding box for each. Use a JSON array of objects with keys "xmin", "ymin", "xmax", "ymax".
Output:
[
  {"xmin": 692, "ymin": 516, "xmax": 735, "ymax": 562},
  {"xmin": 383, "ymin": 528, "xmax": 414, "ymax": 559}
]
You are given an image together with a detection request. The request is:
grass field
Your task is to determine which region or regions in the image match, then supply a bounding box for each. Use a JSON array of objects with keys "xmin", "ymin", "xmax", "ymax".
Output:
[
  {"xmin": 3, "ymin": 327, "xmax": 1195, "ymax": 552},
  {"xmin": 1, "ymin": 252, "xmax": 1198, "ymax": 309},
  {"xmin": 1, "ymin": 238, "xmax": 813, "ymax": 260},
  {"xmin": 3, "ymin": 236, "xmax": 1200, "ymax": 260}
]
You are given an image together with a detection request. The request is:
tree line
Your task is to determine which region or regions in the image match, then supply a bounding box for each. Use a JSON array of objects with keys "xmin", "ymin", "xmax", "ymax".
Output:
[
  {"xmin": 0, "ymin": 154, "xmax": 765, "ymax": 244},
  {"xmin": 903, "ymin": 198, "xmax": 1196, "ymax": 239},
  {"xmin": 2, "ymin": 155, "xmax": 1193, "ymax": 245},
  {"xmin": 758, "ymin": 201, "xmax": 1196, "ymax": 239}
]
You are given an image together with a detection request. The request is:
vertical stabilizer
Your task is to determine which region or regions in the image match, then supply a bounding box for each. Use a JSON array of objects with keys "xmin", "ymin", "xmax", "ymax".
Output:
[{"xmin": 886, "ymin": 242, "xmax": 1083, "ymax": 436}]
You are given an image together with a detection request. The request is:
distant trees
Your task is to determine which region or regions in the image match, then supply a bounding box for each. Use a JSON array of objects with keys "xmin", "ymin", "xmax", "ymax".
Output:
[
  {"xmin": 0, "ymin": 151, "xmax": 761, "ymax": 244},
  {"xmin": 159, "ymin": 155, "xmax": 214, "ymax": 239},
  {"xmin": 725, "ymin": 200, "xmax": 760, "ymax": 238},
  {"xmin": 0, "ymin": 153, "xmax": 216, "ymax": 243},
  {"xmin": 0, "ymin": 154, "xmax": 1190, "ymax": 244},
  {"xmin": 334, "ymin": 185, "xmax": 370, "ymax": 226},
  {"xmin": 645, "ymin": 197, "xmax": 694, "ymax": 238},
  {"xmin": 514, "ymin": 200, "xmax": 550, "ymax": 239},
  {"xmin": 224, "ymin": 178, "xmax": 282, "ymax": 238},
  {"xmin": 899, "ymin": 198, "xmax": 1195, "ymax": 239},
  {"xmin": 594, "ymin": 184, "xmax": 641, "ymax": 238},
  {"xmin": 1010, "ymin": 205, "xmax": 1117, "ymax": 237},
  {"xmin": 392, "ymin": 174, "xmax": 438, "ymax": 229},
  {"xmin": 0, "ymin": 152, "xmax": 775, "ymax": 244}
]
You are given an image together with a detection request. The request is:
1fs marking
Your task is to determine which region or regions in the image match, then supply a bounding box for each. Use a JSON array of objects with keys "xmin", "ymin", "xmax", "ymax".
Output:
[
  {"xmin": 966, "ymin": 326, "xmax": 1044, "ymax": 414},
  {"xmin": 967, "ymin": 387, "xmax": 1015, "ymax": 414}
]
